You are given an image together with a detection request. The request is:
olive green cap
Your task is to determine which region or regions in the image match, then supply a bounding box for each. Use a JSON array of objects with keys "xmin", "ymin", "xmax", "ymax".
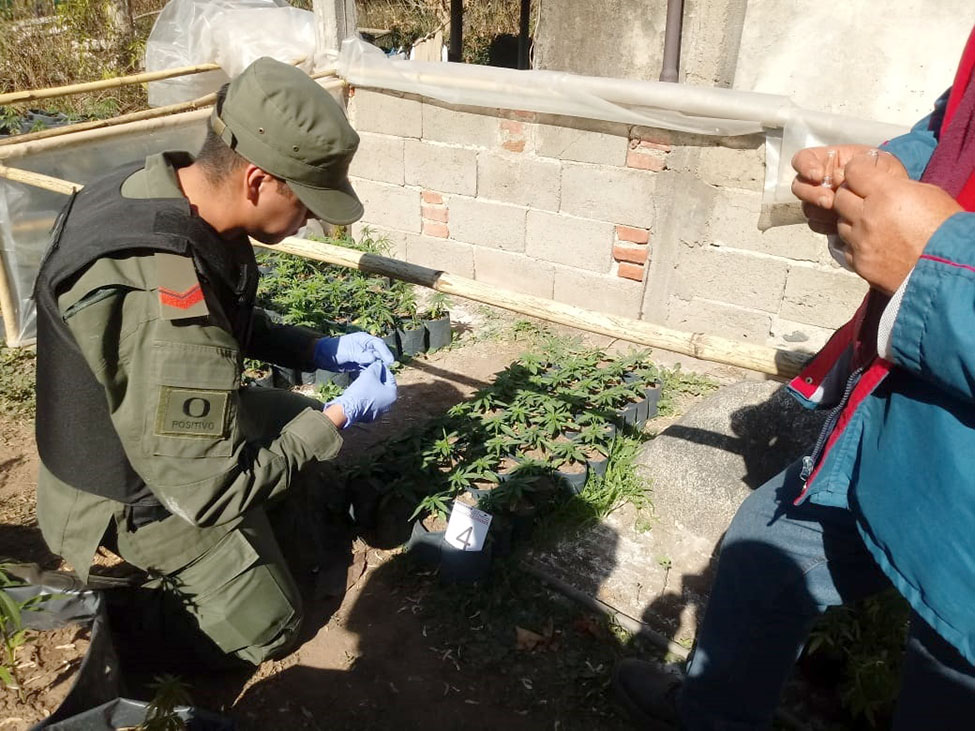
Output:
[{"xmin": 211, "ymin": 57, "xmax": 363, "ymax": 225}]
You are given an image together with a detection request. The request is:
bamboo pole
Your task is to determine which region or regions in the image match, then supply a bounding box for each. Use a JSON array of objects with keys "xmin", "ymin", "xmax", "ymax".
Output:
[
  {"xmin": 0, "ymin": 64, "xmax": 222, "ymax": 106},
  {"xmin": 0, "ymin": 167, "xmax": 810, "ymax": 379},
  {"xmin": 0, "ymin": 94, "xmax": 218, "ymax": 147},
  {"xmin": 0, "ymin": 108, "xmax": 211, "ymax": 162},
  {"xmin": 0, "ymin": 245, "xmax": 19, "ymax": 347},
  {"xmin": 0, "ymin": 74, "xmax": 346, "ymax": 159},
  {"xmin": 0, "ymin": 165, "xmax": 80, "ymax": 194},
  {"xmin": 259, "ymin": 236, "xmax": 810, "ymax": 380}
]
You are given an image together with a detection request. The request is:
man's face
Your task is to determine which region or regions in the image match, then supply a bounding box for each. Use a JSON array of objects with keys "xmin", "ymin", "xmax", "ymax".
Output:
[{"xmin": 250, "ymin": 178, "xmax": 311, "ymax": 245}]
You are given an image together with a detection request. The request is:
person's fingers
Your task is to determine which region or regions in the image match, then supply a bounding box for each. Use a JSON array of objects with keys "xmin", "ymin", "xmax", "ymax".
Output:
[
  {"xmin": 792, "ymin": 177, "xmax": 835, "ymax": 208},
  {"xmin": 792, "ymin": 147, "xmax": 826, "ymax": 180},
  {"xmin": 836, "ymin": 218, "xmax": 854, "ymax": 249},
  {"xmin": 801, "ymin": 200, "xmax": 838, "ymax": 222},
  {"xmin": 832, "ymin": 185, "xmax": 864, "ymax": 223},
  {"xmin": 842, "ymin": 156, "xmax": 892, "ymax": 197},
  {"xmin": 369, "ymin": 339, "xmax": 396, "ymax": 365},
  {"xmin": 808, "ymin": 219, "xmax": 838, "ymax": 235}
]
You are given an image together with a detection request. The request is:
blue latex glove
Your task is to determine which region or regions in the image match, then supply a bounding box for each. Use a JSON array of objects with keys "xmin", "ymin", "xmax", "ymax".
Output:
[
  {"xmin": 327, "ymin": 361, "xmax": 397, "ymax": 428},
  {"xmin": 314, "ymin": 332, "xmax": 395, "ymax": 372}
]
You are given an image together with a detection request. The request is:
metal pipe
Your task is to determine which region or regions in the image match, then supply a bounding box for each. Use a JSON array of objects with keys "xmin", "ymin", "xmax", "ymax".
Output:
[
  {"xmin": 517, "ymin": 0, "xmax": 531, "ymax": 70},
  {"xmin": 660, "ymin": 0, "xmax": 684, "ymax": 82},
  {"xmin": 448, "ymin": 0, "xmax": 463, "ymax": 62}
]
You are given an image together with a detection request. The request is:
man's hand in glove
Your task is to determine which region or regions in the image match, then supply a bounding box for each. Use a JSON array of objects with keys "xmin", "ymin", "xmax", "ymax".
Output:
[
  {"xmin": 323, "ymin": 361, "xmax": 398, "ymax": 429},
  {"xmin": 314, "ymin": 332, "xmax": 395, "ymax": 372}
]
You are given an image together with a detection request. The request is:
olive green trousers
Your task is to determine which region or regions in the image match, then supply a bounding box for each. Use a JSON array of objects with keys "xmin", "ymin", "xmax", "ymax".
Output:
[{"xmin": 115, "ymin": 388, "xmax": 327, "ymax": 665}]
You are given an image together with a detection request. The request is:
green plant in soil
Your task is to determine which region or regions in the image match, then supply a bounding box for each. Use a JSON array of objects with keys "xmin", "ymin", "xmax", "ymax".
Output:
[
  {"xmin": 138, "ymin": 673, "xmax": 193, "ymax": 731},
  {"xmin": 423, "ymin": 292, "xmax": 450, "ymax": 320},
  {"xmin": 316, "ymin": 380, "xmax": 344, "ymax": 404},
  {"xmin": 0, "ymin": 564, "xmax": 50, "ymax": 700},
  {"xmin": 241, "ymin": 359, "xmax": 271, "ymax": 386}
]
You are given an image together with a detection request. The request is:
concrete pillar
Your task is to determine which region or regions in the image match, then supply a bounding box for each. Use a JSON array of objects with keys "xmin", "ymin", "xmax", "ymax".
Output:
[{"xmin": 313, "ymin": 0, "xmax": 357, "ymax": 65}]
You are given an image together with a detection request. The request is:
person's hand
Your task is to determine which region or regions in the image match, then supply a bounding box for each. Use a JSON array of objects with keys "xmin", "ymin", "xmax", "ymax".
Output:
[
  {"xmin": 325, "ymin": 361, "xmax": 398, "ymax": 428},
  {"xmin": 791, "ymin": 145, "xmax": 908, "ymax": 235},
  {"xmin": 831, "ymin": 154, "xmax": 963, "ymax": 294},
  {"xmin": 314, "ymin": 332, "xmax": 395, "ymax": 372}
]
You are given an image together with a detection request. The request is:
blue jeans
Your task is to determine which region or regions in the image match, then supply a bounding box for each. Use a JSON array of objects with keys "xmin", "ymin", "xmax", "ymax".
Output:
[{"xmin": 678, "ymin": 460, "xmax": 975, "ymax": 730}]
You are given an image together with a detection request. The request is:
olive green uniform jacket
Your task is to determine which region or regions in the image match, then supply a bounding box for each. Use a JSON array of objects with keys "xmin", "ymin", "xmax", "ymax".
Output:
[{"xmin": 36, "ymin": 153, "xmax": 342, "ymax": 659}]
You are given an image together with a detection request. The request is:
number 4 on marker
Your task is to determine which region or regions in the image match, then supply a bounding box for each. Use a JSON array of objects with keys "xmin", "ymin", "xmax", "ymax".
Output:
[{"xmin": 454, "ymin": 526, "xmax": 474, "ymax": 550}]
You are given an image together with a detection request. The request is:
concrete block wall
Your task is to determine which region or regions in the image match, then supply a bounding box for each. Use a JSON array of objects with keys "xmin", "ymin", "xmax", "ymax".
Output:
[{"xmin": 348, "ymin": 88, "xmax": 867, "ymax": 353}]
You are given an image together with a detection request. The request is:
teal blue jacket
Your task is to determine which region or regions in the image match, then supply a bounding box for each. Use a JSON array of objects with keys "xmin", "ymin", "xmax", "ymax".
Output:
[{"xmin": 788, "ymin": 98, "xmax": 975, "ymax": 665}]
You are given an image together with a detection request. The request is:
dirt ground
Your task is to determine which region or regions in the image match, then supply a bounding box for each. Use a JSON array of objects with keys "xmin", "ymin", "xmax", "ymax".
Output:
[{"xmin": 0, "ymin": 314, "xmax": 669, "ymax": 730}]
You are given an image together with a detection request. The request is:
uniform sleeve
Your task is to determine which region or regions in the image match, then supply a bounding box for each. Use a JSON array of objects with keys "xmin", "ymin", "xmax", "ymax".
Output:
[
  {"xmin": 881, "ymin": 89, "xmax": 947, "ymax": 180},
  {"xmin": 245, "ymin": 307, "xmax": 319, "ymax": 370},
  {"xmin": 61, "ymin": 261, "xmax": 342, "ymax": 527},
  {"xmin": 887, "ymin": 212, "xmax": 975, "ymax": 403}
]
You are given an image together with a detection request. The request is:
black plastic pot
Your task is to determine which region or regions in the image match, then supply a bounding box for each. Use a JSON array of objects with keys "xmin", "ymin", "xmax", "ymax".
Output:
[
  {"xmin": 406, "ymin": 520, "xmax": 493, "ymax": 583},
  {"xmin": 314, "ymin": 369, "xmax": 352, "ymax": 388},
  {"xmin": 381, "ymin": 331, "xmax": 401, "ymax": 360},
  {"xmin": 645, "ymin": 383, "xmax": 662, "ymax": 419},
  {"xmin": 244, "ymin": 369, "xmax": 274, "ymax": 388},
  {"xmin": 299, "ymin": 370, "xmax": 318, "ymax": 386},
  {"xmin": 423, "ymin": 315, "xmax": 452, "ymax": 351},
  {"xmin": 271, "ymin": 364, "xmax": 298, "ymax": 388},
  {"xmin": 43, "ymin": 698, "xmax": 235, "ymax": 731},
  {"xmin": 555, "ymin": 461, "xmax": 589, "ymax": 495},
  {"xmin": 4, "ymin": 567, "xmax": 120, "ymax": 730},
  {"xmin": 618, "ymin": 400, "xmax": 642, "ymax": 428},
  {"xmin": 587, "ymin": 452, "xmax": 610, "ymax": 479},
  {"xmin": 397, "ymin": 323, "xmax": 426, "ymax": 357}
]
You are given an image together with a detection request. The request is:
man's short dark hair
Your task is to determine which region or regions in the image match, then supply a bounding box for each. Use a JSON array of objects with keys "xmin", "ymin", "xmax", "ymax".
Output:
[{"xmin": 196, "ymin": 84, "xmax": 248, "ymax": 185}]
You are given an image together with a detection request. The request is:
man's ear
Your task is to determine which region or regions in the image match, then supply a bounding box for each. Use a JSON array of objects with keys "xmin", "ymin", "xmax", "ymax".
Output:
[{"xmin": 242, "ymin": 164, "xmax": 271, "ymax": 206}]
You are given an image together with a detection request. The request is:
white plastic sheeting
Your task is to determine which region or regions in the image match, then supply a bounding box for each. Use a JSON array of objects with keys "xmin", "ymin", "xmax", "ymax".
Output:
[
  {"xmin": 0, "ymin": 121, "xmax": 205, "ymax": 343},
  {"xmin": 144, "ymin": 0, "xmax": 316, "ymax": 107},
  {"xmin": 1, "ymin": 1, "xmax": 916, "ymax": 343},
  {"xmin": 337, "ymin": 37, "xmax": 909, "ymax": 228}
]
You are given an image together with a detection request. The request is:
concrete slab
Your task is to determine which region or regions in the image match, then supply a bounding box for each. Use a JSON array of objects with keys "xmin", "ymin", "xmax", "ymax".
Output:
[{"xmin": 529, "ymin": 379, "xmax": 828, "ymax": 645}]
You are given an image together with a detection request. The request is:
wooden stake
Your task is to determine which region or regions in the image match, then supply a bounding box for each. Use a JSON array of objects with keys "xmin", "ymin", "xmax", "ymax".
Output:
[
  {"xmin": 0, "ymin": 93, "xmax": 218, "ymax": 147},
  {"xmin": 259, "ymin": 237, "xmax": 810, "ymax": 380},
  {"xmin": 0, "ymin": 245, "xmax": 20, "ymax": 347},
  {"xmin": 0, "ymin": 64, "xmax": 222, "ymax": 106},
  {"xmin": 0, "ymin": 108, "xmax": 212, "ymax": 162},
  {"xmin": 0, "ymin": 164, "xmax": 810, "ymax": 379},
  {"xmin": 0, "ymin": 165, "xmax": 80, "ymax": 195}
]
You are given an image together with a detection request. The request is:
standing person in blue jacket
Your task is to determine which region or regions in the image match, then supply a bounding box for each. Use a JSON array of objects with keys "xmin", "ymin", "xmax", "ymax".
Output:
[{"xmin": 613, "ymin": 25, "xmax": 975, "ymax": 730}]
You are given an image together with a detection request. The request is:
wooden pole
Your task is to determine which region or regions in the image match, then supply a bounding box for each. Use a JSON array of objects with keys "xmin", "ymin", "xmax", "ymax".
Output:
[
  {"xmin": 448, "ymin": 0, "xmax": 463, "ymax": 62},
  {"xmin": 0, "ymin": 243, "xmax": 20, "ymax": 347},
  {"xmin": 259, "ymin": 237, "xmax": 810, "ymax": 380},
  {"xmin": 517, "ymin": 0, "xmax": 531, "ymax": 70},
  {"xmin": 0, "ymin": 94, "xmax": 217, "ymax": 148},
  {"xmin": 0, "ymin": 64, "xmax": 223, "ymax": 106},
  {"xmin": 0, "ymin": 165, "xmax": 80, "ymax": 195},
  {"xmin": 0, "ymin": 75, "xmax": 344, "ymax": 149},
  {"xmin": 0, "ymin": 168, "xmax": 810, "ymax": 379},
  {"xmin": 0, "ymin": 108, "xmax": 211, "ymax": 162}
]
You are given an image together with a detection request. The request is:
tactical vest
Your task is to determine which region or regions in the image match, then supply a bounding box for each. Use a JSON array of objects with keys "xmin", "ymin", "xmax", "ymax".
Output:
[{"xmin": 34, "ymin": 158, "xmax": 258, "ymax": 506}]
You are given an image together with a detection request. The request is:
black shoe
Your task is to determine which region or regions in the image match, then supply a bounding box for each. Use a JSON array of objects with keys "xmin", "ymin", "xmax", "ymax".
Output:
[{"xmin": 612, "ymin": 658, "xmax": 682, "ymax": 729}]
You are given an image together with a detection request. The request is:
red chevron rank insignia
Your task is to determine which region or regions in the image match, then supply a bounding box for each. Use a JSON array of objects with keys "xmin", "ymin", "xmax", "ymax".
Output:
[{"xmin": 154, "ymin": 252, "xmax": 209, "ymax": 320}]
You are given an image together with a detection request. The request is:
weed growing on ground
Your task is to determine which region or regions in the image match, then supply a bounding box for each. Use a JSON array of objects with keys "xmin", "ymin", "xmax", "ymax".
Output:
[
  {"xmin": 656, "ymin": 364, "xmax": 718, "ymax": 416},
  {"xmin": 804, "ymin": 589, "xmax": 909, "ymax": 728},
  {"xmin": 0, "ymin": 564, "xmax": 51, "ymax": 700},
  {"xmin": 0, "ymin": 346, "xmax": 36, "ymax": 418}
]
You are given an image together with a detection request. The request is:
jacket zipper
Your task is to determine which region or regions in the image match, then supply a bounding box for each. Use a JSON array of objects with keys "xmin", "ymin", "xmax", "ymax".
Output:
[{"xmin": 800, "ymin": 366, "xmax": 865, "ymax": 482}]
